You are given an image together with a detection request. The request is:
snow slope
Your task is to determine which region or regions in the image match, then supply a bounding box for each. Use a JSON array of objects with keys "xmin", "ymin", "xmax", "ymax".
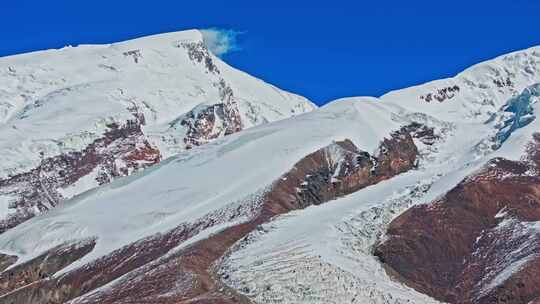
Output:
[
  {"xmin": 0, "ymin": 29, "xmax": 315, "ymax": 178},
  {"xmin": 0, "ymin": 29, "xmax": 315, "ymax": 233},
  {"xmin": 0, "ymin": 98, "xmax": 402, "ymax": 268}
]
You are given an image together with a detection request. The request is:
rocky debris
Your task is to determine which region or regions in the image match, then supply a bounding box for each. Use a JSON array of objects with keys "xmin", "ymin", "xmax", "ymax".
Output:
[
  {"xmin": 181, "ymin": 97, "xmax": 243, "ymax": 149},
  {"xmin": 0, "ymin": 123, "xmax": 430, "ymax": 304},
  {"xmin": 72, "ymin": 221, "xmax": 260, "ymax": 304},
  {"xmin": 420, "ymin": 85, "xmax": 460, "ymax": 103},
  {"xmin": 531, "ymin": 298, "xmax": 540, "ymax": 304},
  {"xmin": 0, "ymin": 116, "xmax": 161, "ymax": 234},
  {"xmin": 261, "ymin": 124, "xmax": 423, "ymax": 217},
  {"xmin": 181, "ymin": 102, "xmax": 243, "ymax": 149},
  {"xmin": 123, "ymin": 50, "xmax": 143, "ymax": 64},
  {"xmin": 374, "ymin": 133, "xmax": 540, "ymax": 304},
  {"xmin": 493, "ymin": 77, "xmax": 514, "ymax": 88},
  {"xmin": 181, "ymin": 41, "xmax": 220, "ymax": 74},
  {"xmin": 402, "ymin": 121, "xmax": 441, "ymax": 146}
]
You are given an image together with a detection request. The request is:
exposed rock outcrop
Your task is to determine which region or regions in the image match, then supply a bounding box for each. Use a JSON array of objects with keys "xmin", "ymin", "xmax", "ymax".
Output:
[
  {"xmin": 181, "ymin": 80, "xmax": 243, "ymax": 149},
  {"xmin": 375, "ymin": 133, "xmax": 540, "ymax": 304},
  {"xmin": 260, "ymin": 124, "xmax": 422, "ymax": 217},
  {"xmin": 420, "ymin": 85, "xmax": 461, "ymax": 102},
  {"xmin": 0, "ymin": 239, "xmax": 95, "ymax": 298},
  {"xmin": 0, "ymin": 117, "xmax": 161, "ymax": 234}
]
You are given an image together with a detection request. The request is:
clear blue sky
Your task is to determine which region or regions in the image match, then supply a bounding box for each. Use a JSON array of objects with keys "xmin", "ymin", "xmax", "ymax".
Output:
[{"xmin": 3, "ymin": 1, "xmax": 540, "ymax": 105}]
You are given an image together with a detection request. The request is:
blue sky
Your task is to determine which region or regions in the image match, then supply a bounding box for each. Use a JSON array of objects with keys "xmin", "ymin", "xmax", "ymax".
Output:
[{"xmin": 2, "ymin": 1, "xmax": 540, "ymax": 105}]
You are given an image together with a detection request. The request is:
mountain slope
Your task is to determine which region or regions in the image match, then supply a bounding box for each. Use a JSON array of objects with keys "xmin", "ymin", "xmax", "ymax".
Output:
[
  {"xmin": 0, "ymin": 97, "xmax": 438, "ymax": 304},
  {"xmin": 0, "ymin": 29, "xmax": 315, "ymax": 234},
  {"xmin": 1, "ymin": 38, "xmax": 540, "ymax": 304}
]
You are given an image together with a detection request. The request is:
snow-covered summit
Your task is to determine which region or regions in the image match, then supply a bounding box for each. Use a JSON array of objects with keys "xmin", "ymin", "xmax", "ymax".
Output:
[
  {"xmin": 0, "ymin": 29, "xmax": 315, "ymax": 176},
  {"xmin": 382, "ymin": 45, "xmax": 540, "ymax": 123},
  {"xmin": 0, "ymin": 29, "xmax": 315, "ymax": 235}
]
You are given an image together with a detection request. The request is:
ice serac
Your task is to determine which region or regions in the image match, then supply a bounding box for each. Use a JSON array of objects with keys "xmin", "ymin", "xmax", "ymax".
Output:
[{"xmin": 0, "ymin": 29, "xmax": 315, "ymax": 233}]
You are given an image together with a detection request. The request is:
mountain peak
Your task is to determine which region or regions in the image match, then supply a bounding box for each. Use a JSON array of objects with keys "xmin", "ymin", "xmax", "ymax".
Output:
[{"xmin": 109, "ymin": 29, "xmax": 205, "ymax": 50}]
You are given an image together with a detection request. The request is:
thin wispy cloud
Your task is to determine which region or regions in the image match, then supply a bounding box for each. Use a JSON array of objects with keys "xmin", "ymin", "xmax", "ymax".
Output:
[{"xmin": 200, "ymin": 28, "xmax": 243, "ymax": 57}]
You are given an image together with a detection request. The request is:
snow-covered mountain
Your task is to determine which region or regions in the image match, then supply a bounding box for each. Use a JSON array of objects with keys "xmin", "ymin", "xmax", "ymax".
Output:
[
  {"xmin": 1, "ymin": 34, "xmax": 540, "ymax": 304},
  {"xmin": 0, "ymin": 30, "xmax": 315, "ymax": 234}
]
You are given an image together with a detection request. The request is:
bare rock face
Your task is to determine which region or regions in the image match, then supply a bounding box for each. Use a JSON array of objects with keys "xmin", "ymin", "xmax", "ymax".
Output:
[
  {"xmin": 420, "ymin": 85, "xmax": 461, "ymax": 102},
  {"xmin": 179, "ymin": 41, "xmax": 243, "ymax": 149},
  {"xmin": 375, "ymin": 133, "xmax": 540, "ymax": 304},
  {"xmin": 0, "ymin": 117, "xmax": 161, "ymax": 234},
  {"xmin": 177, "ymin": 54, "xmax": 244, "ymax": 150},
  {"xmin": 261, "ymin": 124, "xmax": 422, "ymax": 217},
  {"xmin": 181, "ymin": 99, "xmax": 243, "ymax": 149},
  {"xmin": 181, "ymin": 40, "xmax": 220, "ymax": 74},
  {"xmin": 0, "ymin": 124, "xmax": 428, "ymax": 304}
]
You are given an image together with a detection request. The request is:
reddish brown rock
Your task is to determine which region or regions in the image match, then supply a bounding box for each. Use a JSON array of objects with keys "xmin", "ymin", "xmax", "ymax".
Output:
[
  {"xmin": 0, "ymin": 118, "xmax": 161, "ymax": 234},
  {"xmin": 0, "ymin": 239, "xmax": 95, "ymax": 298},
  {"xmin": 375, "ymin": 133, "xmax": 540, "ymax": 304},
  {"xmin": 181, "ymin": 100, "xmax": 243, "ymax": 149},
  {"xmin": 181, "ymin": 41, "xmax": 220, "ymax": 74}
]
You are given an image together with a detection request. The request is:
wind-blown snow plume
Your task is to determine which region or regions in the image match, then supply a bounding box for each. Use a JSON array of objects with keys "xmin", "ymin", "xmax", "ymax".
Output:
[{"xmin": 200, "ymin": 27, "xmax": 242, "ymax": 57}]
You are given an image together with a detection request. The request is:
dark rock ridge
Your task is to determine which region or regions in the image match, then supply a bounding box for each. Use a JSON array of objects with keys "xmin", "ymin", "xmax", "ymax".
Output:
[
  {"xmin": 0, "ymin": 116, "xmax": 161, "ymax": 234},
  {"xmin": 0, "ymin": 239, "xmax": 96, "ymax": 298},
  {"xmin": 0, "ymin": 123, "xmax": 432, "ymax": 304},
  {"xmin": 375, "ymin": 133, "xmax": 540, "ymax": 304},
  {"xmin": 180, "ymin": 41, "xmax": 220, "ymax": 74},
  {"xmin": 181, "ymin": 100, "xmax": 243, "ymax": 149},
  {"xmin": 180, "ymin": 80, "xmax": 243, "ymax": 149},
  {"xmin": 420, "ymin": 85, "xmax": 461, "ymax": 103},
  {"xmin": 178, "ymin": 44, "xmax": 245, "ymax": 149}
]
